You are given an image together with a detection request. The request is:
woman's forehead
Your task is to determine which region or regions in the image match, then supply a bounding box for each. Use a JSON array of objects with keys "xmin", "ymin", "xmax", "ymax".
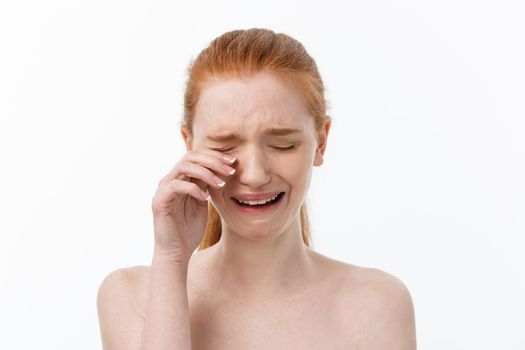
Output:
[
  {"xmin": 195, "ymin": 72, "xmax": 309, "ymax": 124},
  {"xmin": 193, "ymin": 113, "xmax": 313, "ymax": 141},
  {"xmin": 194, "ymin": 74, "xmax": 311, "ymax": 134}
]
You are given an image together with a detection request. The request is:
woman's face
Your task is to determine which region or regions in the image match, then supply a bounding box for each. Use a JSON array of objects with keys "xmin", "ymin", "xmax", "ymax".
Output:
[{"xmin": 184, "ymin": 71, "xmax": 329, "ymax": 237}]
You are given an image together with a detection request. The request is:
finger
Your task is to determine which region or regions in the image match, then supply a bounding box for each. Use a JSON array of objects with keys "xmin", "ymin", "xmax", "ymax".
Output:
[
  {"xmin": 152, "ymin": 179, "xmax": 209, "ymax": 213},
  {"xmin": 175, "ymin": 161, "xmax": 228, "ymax": 191},
  {"xmin": 160, "ymin": 150, "xmax": 236, "ymax": 187},
  {"xmin": 189, "ymin": 177, "xmax": 208, "ymax": 193}
]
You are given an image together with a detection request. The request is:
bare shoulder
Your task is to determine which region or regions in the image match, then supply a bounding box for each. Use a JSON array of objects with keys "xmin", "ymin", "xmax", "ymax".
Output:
[
  {"xmin": 335, "ymin": 261, "xmax": 417, "ymax": 349},
  {"xmin": 345, "ymin": 264, "xmax": 414, "ymax": 302},
  {"xmin": 308, "ymin": 250, "xmax": 411, "ymax": 293},
  {"xmin": 107, "ymin": 265, "xmax": 151, "ymax": 314},
  {"xmin": 100, "ymin": 253, "xmax": 207, "ymax": 315},
  {"xmin": 96, "ymin": 266, "xmax": 150, "ymax": 349},
  {"xmin": 97, "ymin": 265, "xmax": 151, "ymax": 317}
]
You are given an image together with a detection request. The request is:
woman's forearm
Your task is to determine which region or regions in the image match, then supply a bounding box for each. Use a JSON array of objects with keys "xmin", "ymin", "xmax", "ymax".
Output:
[{"xmin": 140, "ymin": 249, "xmax": 192, "ymax": 350}]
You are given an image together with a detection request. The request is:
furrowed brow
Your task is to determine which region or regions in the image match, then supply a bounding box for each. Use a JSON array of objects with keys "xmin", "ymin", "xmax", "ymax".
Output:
[
  {"xmin": 206, "ymin": 133, "xmax": 242, "ymax": 142},
  {"xmin": 206, "ymin": 127, "xmax": 302, "ymax": 142},
  {"xmin": 265, "ymin": 127, "xmax": 302, "ymax": 136}
]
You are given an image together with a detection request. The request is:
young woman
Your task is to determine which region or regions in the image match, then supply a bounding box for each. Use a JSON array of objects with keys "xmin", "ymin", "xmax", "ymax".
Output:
[{"xmin": 97, "ymin": 28, "xmax": 417, "ymax": 350}]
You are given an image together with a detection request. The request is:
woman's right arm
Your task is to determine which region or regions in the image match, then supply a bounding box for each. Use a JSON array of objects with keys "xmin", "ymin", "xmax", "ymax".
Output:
[
  {"xmin": 97, "ymin": 149, "xmax": 236, "ymax": 350},
  {"xmin": 139, "ymin": 250, "xmax": 192, "ymax": 350},
  {"xmin": 96, "ymin": 255, "xmax": 192, "ymax": 350}
]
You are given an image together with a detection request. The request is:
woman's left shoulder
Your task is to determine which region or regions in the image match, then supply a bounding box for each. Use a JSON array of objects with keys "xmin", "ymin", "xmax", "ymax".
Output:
[
  {"xmin": 311, "ymin": 250, "xmax": 412, "ymax": 297},
  {"xmin": 333, "ymin": 259, "xmax": 417, "ymax": 348},
  {"xmin": 344, "ymin": 263, "xmax": 413, "ymax": 300},
  {"xmin": 308, "ymin": 249, "xmax": 414, "ymax": 308}
]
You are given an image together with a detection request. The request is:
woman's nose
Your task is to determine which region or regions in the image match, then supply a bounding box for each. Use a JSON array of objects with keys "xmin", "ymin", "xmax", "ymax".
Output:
[{"xmin": 236, "ymin": 147, "xmax": 271, "ymax": 188}]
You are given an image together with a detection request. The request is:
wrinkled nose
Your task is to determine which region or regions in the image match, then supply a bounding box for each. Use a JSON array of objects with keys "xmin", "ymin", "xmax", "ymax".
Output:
[{"xmin": 236, "ymin": 146, "xmax": 271, "ymax": 189}]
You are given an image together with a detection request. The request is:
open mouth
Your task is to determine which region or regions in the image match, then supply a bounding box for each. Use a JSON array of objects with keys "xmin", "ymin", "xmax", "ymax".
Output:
[{"xmin": 231, "ymin": 191, "xmax": 286, "ymax": 209}]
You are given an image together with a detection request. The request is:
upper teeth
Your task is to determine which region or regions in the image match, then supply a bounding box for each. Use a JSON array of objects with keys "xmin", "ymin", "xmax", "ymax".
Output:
[{"xmin": 237, "ymin": 193, "xmax": 280, "ymax": 205}]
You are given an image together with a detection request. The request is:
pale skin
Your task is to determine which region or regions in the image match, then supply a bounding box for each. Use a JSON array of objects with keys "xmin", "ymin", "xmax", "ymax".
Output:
[{"xmin": 97, "ymin": 70, "xmax": 417, "ymax": 349}]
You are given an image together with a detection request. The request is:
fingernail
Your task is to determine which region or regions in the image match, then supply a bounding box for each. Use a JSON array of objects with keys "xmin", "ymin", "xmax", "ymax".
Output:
[
  {"xmin": 223, "ymin": 154, "xmax": 237, "ymax": 163},
  {"xmin": 213, "ymin": 176, "xmax": 226, "ymax": 187}
]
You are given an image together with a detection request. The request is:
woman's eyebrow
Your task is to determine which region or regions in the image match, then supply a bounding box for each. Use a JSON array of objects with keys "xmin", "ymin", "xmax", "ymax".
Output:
[{"xmin": 206, "ymin": 127, "xmax": 302, "ymax": 142}]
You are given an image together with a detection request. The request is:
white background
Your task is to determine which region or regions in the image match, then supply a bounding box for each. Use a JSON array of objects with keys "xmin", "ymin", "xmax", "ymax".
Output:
[{"xmin": 1, "ymin": 0, "xmax": 524, "ymax": 349}]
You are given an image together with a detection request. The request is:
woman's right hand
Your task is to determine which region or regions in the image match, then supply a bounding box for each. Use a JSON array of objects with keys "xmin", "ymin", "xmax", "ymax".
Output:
[{"xmin": 150, "ymin": 149, "xmax": 237, "ymax": 264}]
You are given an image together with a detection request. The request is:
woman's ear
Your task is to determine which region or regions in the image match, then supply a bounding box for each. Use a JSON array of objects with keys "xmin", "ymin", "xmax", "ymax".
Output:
[
  {"xmin": 313, "ymin": 118, "xmax": 331, "ymax": 166},
  {"xmin": 180, "ymin": 125, "xmax": 193, "ymax": 151}
]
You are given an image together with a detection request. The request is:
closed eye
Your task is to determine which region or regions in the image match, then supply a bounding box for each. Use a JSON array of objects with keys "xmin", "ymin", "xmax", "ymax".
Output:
[
  {"xmin": 211, "ymin": 147, "xmax": 234, "ymax": 152},
  {"xmin": 272, "ymin": 145, "xmax": 296, "ymax": 151},
  {"xmin": 211, "ymin": 145, "xmax": 297, "ymax": 152}
]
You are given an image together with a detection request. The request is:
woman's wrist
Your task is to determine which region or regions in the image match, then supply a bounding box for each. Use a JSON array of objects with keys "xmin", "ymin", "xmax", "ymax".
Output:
[{"xmin": 152, "ymin": 246, "xmax": 191, "ymax": 270}]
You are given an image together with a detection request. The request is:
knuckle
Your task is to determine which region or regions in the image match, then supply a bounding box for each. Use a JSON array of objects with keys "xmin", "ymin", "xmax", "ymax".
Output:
[
  {"xmin": 169, "ymin": 179, "xmax": 181, "ymax": 189},
  {"xmin": 214, "ymin": 158, "xmax": 225, "ymax": 169}
]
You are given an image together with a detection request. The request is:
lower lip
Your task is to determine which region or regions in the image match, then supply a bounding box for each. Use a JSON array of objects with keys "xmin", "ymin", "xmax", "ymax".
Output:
[{"xmin": 231, "ymin": 192, "xmax": 285, "ymax": 214}]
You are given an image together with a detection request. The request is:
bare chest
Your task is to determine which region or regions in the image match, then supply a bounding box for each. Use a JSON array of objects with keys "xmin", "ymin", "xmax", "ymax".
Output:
[{"xmin": 187, "ymin": 284, "xmax": 355, "ymax": 350}]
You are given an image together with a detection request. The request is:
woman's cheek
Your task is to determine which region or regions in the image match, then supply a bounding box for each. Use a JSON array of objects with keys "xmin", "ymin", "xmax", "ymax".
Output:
[{"xmin": 275, "ymin": 152, "xmax": 311, "ymax": 178}]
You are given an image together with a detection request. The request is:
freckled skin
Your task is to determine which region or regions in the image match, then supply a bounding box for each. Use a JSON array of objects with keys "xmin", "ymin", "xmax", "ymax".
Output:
[{"xmin": 188, "ymin": 71, "xmax": 323, "ymax": 246}]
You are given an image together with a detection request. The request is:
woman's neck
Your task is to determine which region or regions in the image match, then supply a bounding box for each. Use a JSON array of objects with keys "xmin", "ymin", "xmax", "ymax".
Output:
[{"xmin": 203, "ymin": 219, "xmax": 315, "ymax": 300}]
